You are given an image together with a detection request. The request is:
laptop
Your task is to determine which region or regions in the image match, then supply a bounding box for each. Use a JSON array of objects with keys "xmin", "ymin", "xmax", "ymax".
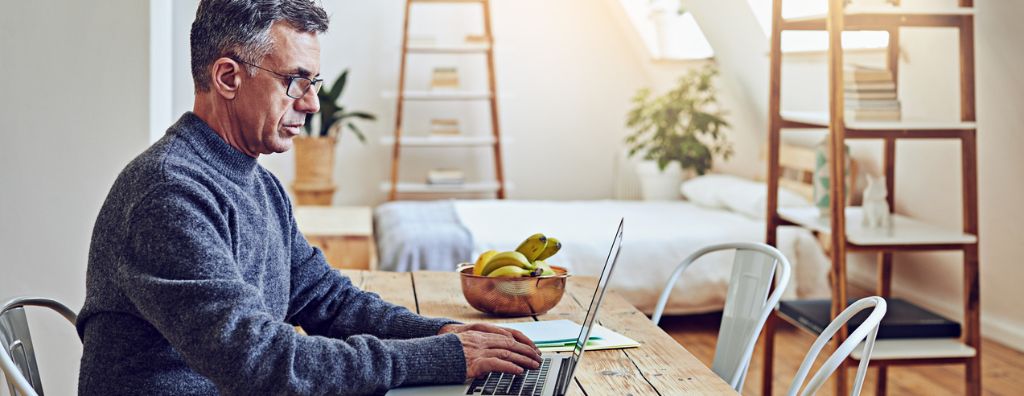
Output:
[{"xmin": 386, "ymin": 219, "xmax": 625, "ymax": 396}]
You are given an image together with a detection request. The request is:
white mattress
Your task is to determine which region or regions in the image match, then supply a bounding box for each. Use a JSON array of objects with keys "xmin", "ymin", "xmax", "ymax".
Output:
[{"xmin": 454, "ymin": 200, "xmax": 831, "ymax": 315}]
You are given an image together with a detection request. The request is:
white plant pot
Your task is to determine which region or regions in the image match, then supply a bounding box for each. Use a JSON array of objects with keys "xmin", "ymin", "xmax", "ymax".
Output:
[{"xmin": 636, "ymin": 161, "xmax": 684, "ymax": 201}]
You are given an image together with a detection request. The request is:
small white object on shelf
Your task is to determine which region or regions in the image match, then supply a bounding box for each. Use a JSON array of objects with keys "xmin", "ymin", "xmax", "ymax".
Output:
[{"xmin": 861, "ymin": 175, "xmax": 892, "ymax": 229}]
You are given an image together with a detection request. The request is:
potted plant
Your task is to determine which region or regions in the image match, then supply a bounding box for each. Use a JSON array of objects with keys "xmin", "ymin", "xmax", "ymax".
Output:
[
  {"xmin": 625, "ymin": 64, "xmax": 732, "ymax": 200},
  {"xmin": 292, "ymin": 69, "xmax": 376, "ymax": 205}
]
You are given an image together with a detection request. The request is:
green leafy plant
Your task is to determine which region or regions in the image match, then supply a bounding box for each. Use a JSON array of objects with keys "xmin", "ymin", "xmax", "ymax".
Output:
[
  {"xmin": 303, "ymin": 69, "xmax": 376, "ymax": 142},
  {"xmin": 625, "ymin": 64, "xmax": 732, "ymax": 175}
]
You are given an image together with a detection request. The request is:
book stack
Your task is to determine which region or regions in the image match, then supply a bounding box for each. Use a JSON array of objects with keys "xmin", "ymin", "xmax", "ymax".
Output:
[
  {"xmin": 464, "ymin": 34, "xmax": 489, "ymax": 45},
  {"xmin": 430, "ymin": 67, "xmax": 460, "ymax": 90},
  {"xmin": 844, "ymin": 64, "xmax": 901, "ymax": 121},
  {"xmin": 429, "ymin": 118, "xmax": 461, "ymax": 136},
  {"xmin": 427, "ymin": 168, "xmax": 465, "ymax": 185}
]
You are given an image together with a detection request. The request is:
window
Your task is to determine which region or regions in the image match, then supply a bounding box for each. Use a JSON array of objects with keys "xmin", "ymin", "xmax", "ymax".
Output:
[{"xmin": 615, "ymin": 0, "xmax": 714, "ymax": 60}]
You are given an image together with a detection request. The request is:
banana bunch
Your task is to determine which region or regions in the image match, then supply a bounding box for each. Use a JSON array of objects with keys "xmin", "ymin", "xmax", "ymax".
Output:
[{"xmin": 471, "ymin": 233, "xmax": 562, "ymax": 278}]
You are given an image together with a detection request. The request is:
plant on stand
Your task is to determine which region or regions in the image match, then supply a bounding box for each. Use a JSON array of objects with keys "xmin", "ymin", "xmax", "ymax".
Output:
[
  {"xmin": 292, "ymin": 69, "xmax": 376, "ymax": 205},
  {"xmin": 625, "ymin": 64, "xmax": 732, "ymax": 200}
]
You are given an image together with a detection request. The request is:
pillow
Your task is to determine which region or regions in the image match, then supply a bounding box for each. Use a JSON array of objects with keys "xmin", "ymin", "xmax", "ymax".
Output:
[
  {"xmin": 679, "ymin": 174, "xmax": 740, "ymax": 209},
  {"xmin": 681, "ymin": 174, "xmax": 811, "ymax": 219}
]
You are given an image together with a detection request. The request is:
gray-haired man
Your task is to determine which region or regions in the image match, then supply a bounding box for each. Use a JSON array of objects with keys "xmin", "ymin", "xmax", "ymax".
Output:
[{"xmin": 76, "ymin": 1, "xmax": 539, "ymax": 394}]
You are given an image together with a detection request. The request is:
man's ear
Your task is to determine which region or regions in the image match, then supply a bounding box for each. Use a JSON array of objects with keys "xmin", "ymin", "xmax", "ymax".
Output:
[{"xmin": 210, "ymin": 58, "xmax": 243, "ymax": 100}]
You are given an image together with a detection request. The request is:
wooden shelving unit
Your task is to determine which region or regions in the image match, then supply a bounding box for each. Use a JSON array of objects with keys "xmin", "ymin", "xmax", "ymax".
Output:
[
  {"xmin": 763, "ymin": 1, "xmax": 980, "ymax": 395},
  {"xmin": 386, "ymin": 0, "xmax": 506, "ymax": 200}
]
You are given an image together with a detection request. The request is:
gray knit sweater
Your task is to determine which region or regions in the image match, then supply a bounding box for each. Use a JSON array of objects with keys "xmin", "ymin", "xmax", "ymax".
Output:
[{"xmin": 77, "ymin": 113, "xmax": 466, "ymax": 395}]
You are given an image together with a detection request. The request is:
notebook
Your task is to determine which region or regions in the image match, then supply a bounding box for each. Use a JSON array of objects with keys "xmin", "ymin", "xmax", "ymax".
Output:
[{"xmin": 499, "ymin": 319, "xmax": 641, "ymax": 352}]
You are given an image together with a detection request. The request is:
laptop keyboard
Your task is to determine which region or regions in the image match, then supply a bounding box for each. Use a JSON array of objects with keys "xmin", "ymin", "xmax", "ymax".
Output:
[{"xmin": 466, "ymin": 357, "xmax": 558, "ymax": 396}]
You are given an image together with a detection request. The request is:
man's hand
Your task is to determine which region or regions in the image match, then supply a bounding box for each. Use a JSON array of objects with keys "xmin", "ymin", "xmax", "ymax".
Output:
[{"xmin": 439, "ymin": 323, "xmax": 543, "ymax": 379}]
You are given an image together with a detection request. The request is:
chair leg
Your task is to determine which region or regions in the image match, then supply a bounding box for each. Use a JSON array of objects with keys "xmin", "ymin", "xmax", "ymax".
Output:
[
  {"xmin": 762, "ymin": 313, "xmax": 777, "ymax": 395},
  {"xmin": 835, "ymin": 357, "xmax": 848, "ymax": 396},
  {"xmin": 876, "ymin": 365, "xmax": 888, "ymax": 395}
]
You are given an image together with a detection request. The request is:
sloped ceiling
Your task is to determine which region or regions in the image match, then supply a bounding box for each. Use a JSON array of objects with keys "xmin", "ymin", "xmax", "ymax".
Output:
[{"xmin": 685, "ymin": 0, "xmax": 771, "ymax": 129}]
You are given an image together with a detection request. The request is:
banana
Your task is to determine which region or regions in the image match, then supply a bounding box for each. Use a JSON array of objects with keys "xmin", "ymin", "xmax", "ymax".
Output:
[
  {"xmin": 533, "ymin": 260, "xmax": 556, "ymax": 276},
  {"xmin": 480, "ymin": 251, "xmax": 532, "ymax": 276},
  {"xmin": 487, "ymin": 265, "xmax": 533, "ymax": 278},
  {"xmin": 515, "ymin": 233, "xmax": 548, "ymax": 262},
  {"xmin": 472, "ymin": 250, "xmax": 499, "ymax": 275},
  {"xmin": 534, "ymin": 237, "xmax": 561, "ymax": 261}
]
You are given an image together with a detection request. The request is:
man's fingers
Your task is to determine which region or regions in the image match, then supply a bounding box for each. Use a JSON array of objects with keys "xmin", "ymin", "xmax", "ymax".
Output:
[
  {"xmin": 505, "ymin": 328, "xmax": 540, "ymax": 352},
  {"xmin": 484, "ymin": 335, "xmax": 542, "ymax": 363},
  {"xmin": 481, "ymin": 348, "xmax": 541, "ymax": 369},
  {"xmin": 475, "ymin": 357, "xmax": 525, "ymax": 376},
  {"xmin": 477, "ymin": 324, "xmax": 516, "ymax": 339}
]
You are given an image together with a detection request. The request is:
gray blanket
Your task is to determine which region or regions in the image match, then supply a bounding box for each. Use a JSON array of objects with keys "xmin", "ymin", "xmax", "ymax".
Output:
[{"xmin": 374, "ymin": 200, "xmax": 474, "ymax": 272}]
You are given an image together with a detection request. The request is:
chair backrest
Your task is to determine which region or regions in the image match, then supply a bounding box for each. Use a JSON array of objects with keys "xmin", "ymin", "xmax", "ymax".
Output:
[
  {"xmin": 787, "ymin": 296, "xmax": 887, "ymax": 396},
  {"xmin": 0, "ymin": 297, "xmax": 78, "ymax": 396},
  {"xmin": 651, "ymin": 242, "xmax": 792, "ymax": 391}
]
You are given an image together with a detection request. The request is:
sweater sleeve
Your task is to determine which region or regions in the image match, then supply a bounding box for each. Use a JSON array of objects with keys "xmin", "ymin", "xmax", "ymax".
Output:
[
  {"xmin": 284, "ymin": 210, "xmax": 460, "ymax": 340},
  {"xmin": 118, "ymin": 182, "xmax": 466, "ymax": 395}
]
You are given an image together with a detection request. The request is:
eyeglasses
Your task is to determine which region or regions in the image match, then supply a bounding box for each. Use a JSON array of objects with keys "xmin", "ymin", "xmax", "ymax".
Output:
[{"xmin": 233, "ymin": 58, "xmax": 323, "ymax": 99}]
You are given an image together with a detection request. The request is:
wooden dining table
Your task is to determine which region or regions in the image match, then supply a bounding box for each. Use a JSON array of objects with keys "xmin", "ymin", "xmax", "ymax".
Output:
[{"xmin": 340, "ymin": 270, "xmax": 737, "ymax": 395}]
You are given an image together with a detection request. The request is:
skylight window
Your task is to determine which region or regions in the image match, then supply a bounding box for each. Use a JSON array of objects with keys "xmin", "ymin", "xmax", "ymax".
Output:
[
  {"xmin": 615, "ymin": 0, "xmax": 714, "ymax": 60},
  {"xmin": 746, "ymin": 0, "xmax": 890, "ymax": 53}
]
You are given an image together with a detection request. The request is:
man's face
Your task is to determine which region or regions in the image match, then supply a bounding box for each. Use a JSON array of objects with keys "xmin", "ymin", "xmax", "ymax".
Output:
[{"xmin": 234, "ymin": 23, "xmax": 320, "ymax": 155}]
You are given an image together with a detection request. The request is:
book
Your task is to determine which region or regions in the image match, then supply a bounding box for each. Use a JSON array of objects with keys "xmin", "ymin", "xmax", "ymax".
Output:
[
  {"xmin": 430, "ymin": 67, "xmax": 459, "ymax": 89},
  {"xmin": 847, "ymin": 108, "xmax": 902, "ymax": 121},
  {"xmin": 498, "ymin": 320, "xmax": 641, "ymax": 352},
  {"xmin": 845, "ymin": 91, "xmax": 898, "ymax": 100},
  {"xmin": 407, "ymin": 34, "xmax": 437, "ymax": 47},
  {"xmin": 429, "ymin": 118, "xmax": 461, "ymax": 136},
  {"xmin": 464, "ymin": 34, "xmax": 489, "ymax": 45},
  {"xmin": 779, "ymin": 298, "xmax": 961, "ymax": 339},
  {"xmin": 427, "ymin": 169, "xmax": 465, "ymax": 185},
  {"xmin": 844, "ymin": 64, "xmax": 893, "ymax": 83},
  {"xmin": 844, "ymin": 81, "xmax": 897, "ymax": 92},
  {"xmin": 844, "ymin": 99, "xmax": 901, "ymax": 109}
]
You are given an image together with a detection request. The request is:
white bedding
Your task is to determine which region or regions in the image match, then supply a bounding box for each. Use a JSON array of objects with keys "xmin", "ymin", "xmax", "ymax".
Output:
[{"xmin": 454, "ymin": 200, "xmax": 831, "ymax": 315}]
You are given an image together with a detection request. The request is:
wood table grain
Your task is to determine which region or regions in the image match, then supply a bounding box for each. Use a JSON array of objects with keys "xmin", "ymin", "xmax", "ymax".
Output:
[{"xmin": 341, "ymin": 270, "xmax": 737, "ymax": 395}]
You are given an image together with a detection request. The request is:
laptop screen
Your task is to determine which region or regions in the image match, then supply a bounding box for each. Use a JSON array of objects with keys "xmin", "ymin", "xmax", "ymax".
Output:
[{"xmin": 558, "ymin": 218, "xmax": 624, "ymax": 395}]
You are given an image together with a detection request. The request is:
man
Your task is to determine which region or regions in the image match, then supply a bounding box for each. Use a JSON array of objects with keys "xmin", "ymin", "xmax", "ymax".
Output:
[{"xmin": 76, "ymin": 1, "xmax": 540, "ymax": 394}]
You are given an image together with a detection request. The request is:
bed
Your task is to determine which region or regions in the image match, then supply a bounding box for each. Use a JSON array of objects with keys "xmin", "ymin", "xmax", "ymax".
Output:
[{"xmin": 374, "ymin": 146, "xmax": 836, "ymax": 315}]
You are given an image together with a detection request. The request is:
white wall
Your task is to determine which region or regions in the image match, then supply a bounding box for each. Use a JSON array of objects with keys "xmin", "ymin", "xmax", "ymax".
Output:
[
  {"xmin": 0, "ymin": 1, "xmax": 152, "ymax": 394},
  {"xmin": 688, "ymin": 0, "xmax": 1024, "ymax": 351},
  {"xmin": 169, "ymin": 0, "xmax": 745, "ymax": 203}
]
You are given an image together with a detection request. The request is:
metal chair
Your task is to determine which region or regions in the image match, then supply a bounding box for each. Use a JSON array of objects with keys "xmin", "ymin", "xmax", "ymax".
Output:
[
  {"xmin": 1, "ymin": 297, "xmax": 78, "ymax": 396},
  {"xmin": 651, "ymin": 242, "xmax": 792, "ymax": 391},
  {"xmin": 787, "ymin": 296, "xmax": 887, "ymax": 396}
]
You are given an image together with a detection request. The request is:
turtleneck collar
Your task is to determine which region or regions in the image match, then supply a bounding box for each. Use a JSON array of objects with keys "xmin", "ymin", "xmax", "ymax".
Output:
[{"xmin": 170, "ymin": 112, "xmax": 259, "ymax": 185}]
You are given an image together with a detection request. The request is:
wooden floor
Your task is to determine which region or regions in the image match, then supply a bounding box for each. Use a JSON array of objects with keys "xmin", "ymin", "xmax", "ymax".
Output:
[{"xmin": 658, "ymin": 313, "xmax": 1024, "ymax": 395}]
